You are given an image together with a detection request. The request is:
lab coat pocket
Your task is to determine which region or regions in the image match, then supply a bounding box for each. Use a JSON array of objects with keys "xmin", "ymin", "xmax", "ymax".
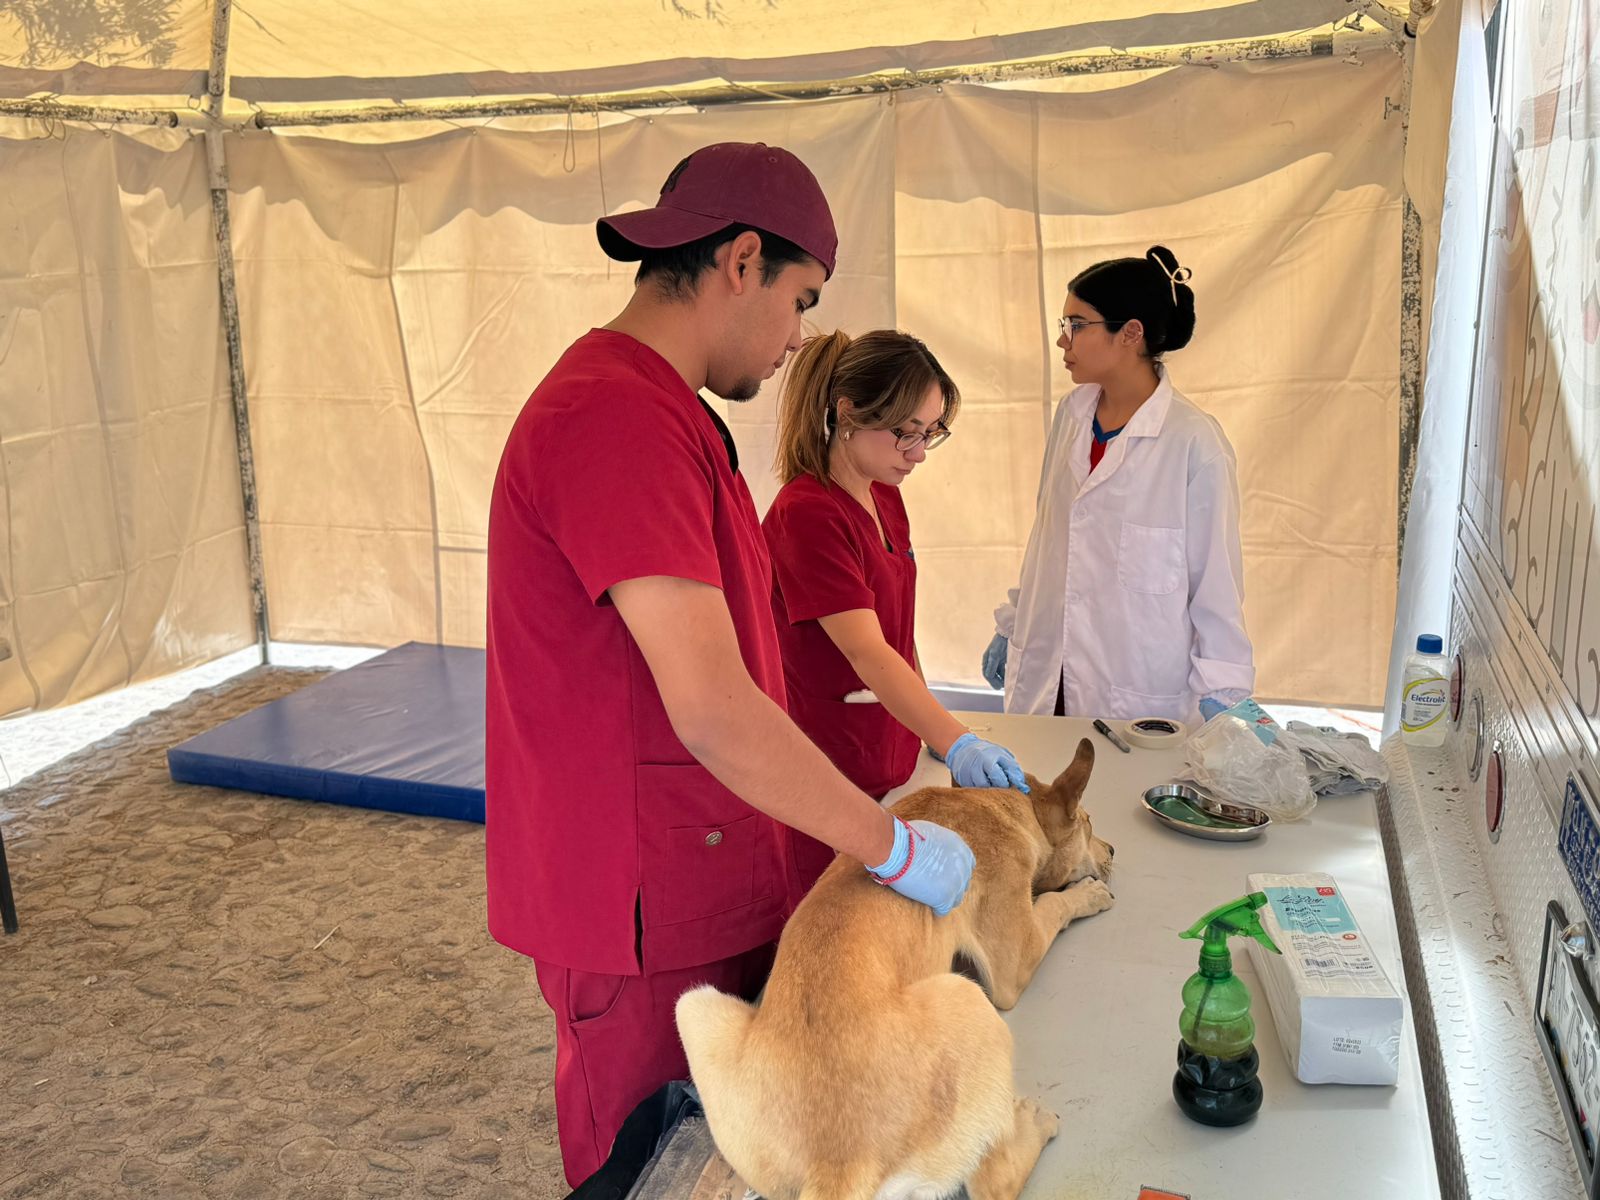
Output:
[
  {"xmin": 637, "ymin": 765, "xmax": 759, "ymax": 928},
  {"xmin": 1108, "ymin": 683, "xmax": 1190, "ymax": 722},
  {"xmin": 1117, "ymin": 522, "xmax": 1184, "ymax": 595}
]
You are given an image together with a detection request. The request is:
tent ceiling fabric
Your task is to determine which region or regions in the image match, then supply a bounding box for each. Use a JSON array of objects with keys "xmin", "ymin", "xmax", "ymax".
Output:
[
  {"xmin": 0, "ymin": 0, "xmax": 1407, "ymax": 106},
  {"xmin": 223, "ymin": 0, "xmax": 1365, "ymax": 104},
  {"xmin": 0, "ymin": 0, "xmax": 212, "ymax": 97}
]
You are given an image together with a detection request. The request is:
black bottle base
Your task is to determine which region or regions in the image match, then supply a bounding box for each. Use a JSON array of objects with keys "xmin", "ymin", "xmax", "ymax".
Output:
[{"xmin": 1172, "ymin": 1041, "xmax": 1262, "ymax": 1127}]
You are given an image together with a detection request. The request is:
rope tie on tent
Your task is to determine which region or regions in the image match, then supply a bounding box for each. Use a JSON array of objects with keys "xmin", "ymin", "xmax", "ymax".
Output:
[{"xmin": 17, "ymin": 95, "xmax": 69, "ymax": 141}]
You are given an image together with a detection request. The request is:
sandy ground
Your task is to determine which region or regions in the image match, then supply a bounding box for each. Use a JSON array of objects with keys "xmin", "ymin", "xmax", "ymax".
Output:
[{"xmin": 0, "ymin": 668, "xmax": 567, "ymax": 1200}]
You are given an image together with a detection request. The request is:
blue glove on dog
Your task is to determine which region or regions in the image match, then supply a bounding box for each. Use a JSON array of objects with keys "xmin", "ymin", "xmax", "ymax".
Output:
[
  {"xmin": 867, "ymin": 817, "xmax": 975, "ymax": 917},
  {"xmin": 981, "ymin": 633, "xmax": 1008, "ymax": 690},
  {"xmin": 947, "ymin": 731, "xmax": 1029, "ymax": 793}
]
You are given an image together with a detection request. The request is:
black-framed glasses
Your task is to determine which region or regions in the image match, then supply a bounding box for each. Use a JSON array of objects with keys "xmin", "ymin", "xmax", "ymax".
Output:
[
  {"xmin": 890, "ymin": 425, "xmax": 951, "ymax": 452},
  {"xmin": 1056, "ymin": 316, "xmax": 1122, "ymax": 343}
]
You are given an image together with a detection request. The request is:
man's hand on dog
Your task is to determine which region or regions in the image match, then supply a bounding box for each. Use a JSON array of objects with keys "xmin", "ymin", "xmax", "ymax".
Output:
[{"xmin": 867, "ymin": 816, "xmax": 976, "ymax": 916}]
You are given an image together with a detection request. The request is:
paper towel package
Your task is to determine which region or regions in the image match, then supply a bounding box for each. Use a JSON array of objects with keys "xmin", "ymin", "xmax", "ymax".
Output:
[{"xmin": 1245, "ymin": 872, "xmax": 1403, "ymax": 1085}]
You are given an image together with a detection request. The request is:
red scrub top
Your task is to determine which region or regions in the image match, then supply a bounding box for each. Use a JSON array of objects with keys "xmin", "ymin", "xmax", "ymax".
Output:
[
  {"xmin": 763, "ymin": 476, "xmax": 920, "ymax": 884},
  {"xmin": 486, "ymin": 329, "xmax": 795, "ymax": 977}
]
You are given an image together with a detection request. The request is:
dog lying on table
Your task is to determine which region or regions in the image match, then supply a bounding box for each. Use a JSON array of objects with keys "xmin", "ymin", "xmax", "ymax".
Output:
[{"xmin": 676, "ymin": 738, "xmax": 1115, "ymax": 1200}]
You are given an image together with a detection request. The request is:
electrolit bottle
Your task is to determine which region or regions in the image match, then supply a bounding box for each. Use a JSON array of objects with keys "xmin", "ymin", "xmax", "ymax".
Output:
[{"xmin": 1400, "ymin": 634, "xmax": 1449, "ymax": 748}]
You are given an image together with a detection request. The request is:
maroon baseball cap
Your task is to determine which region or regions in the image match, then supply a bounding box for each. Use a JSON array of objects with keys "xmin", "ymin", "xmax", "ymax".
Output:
[{"xmin": 597, "ymin": 142, "xmax": 838, "ymax": 279}]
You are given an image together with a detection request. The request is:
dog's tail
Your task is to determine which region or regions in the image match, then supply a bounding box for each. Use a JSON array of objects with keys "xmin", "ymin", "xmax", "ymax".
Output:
[{"xmin": 675, "ymin": 984, "xmax": 756, "ymax": 1100}]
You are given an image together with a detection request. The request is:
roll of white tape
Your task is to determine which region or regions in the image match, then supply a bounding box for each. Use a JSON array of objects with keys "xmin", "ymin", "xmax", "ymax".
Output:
[{"xmin": 1123, "ymin": 716, "xmax": 1187, "ymax": 749}]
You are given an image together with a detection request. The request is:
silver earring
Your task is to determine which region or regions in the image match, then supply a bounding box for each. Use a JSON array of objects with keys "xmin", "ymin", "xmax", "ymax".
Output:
[{"xmin": 842, "ymin": 430, "xmax": 852, "ymax": 441}]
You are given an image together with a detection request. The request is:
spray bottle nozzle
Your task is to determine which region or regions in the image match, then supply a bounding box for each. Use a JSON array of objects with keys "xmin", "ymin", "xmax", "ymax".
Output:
[{"xmin": 1181, "ymin": 892, "xmax": 1281, "ymax": 976}]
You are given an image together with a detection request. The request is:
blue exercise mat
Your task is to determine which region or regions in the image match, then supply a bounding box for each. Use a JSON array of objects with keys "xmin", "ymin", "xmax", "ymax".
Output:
[{"xmin": 168, "ymin": 642, "xmax": 486, "ymax": 822}]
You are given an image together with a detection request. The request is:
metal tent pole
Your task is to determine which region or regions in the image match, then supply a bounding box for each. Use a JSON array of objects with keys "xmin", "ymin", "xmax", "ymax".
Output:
[
  {"xmin": 0, "ymin": 23, "xmax": 1399, "ymax": 133},
  {"xmin": 0, "ymin": 100, "xmax": 178, "ymax": 125},
  {"xmin": 249, "ymin": 28, "xmax": 1391, "ymax": 128},
  {"xmin": 1395, "ymin": 0, "xmax": 1429, "ymax": 567},
  {"xmin": 203, "ymin": 0, "xmax": 271, "ymax": 664}
]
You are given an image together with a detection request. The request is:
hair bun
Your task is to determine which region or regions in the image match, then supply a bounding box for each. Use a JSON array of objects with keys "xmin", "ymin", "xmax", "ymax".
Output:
[
  {"xmin": 1145, "ymin": 246, "xmax": 1192, "ymax": 295},
  {"xmin": 1145, "ymin": 245, "xmax": 1180, "ymax": 273},
  {"xmin": 1146, "ymin": 246, "xmax": 1195, "ymax": 351}
]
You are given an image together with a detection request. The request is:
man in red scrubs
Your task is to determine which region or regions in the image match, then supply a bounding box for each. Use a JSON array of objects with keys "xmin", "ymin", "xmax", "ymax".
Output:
[{"xmin": 485, "ymin": 142, "xmax": 977, "ymax": 1188}]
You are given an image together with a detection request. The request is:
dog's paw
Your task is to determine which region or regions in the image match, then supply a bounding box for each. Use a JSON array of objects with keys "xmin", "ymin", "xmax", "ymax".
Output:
[
  {"xmin": 1016, "ymin": 1096, "xmax": 1060, "ymax": 1143},
  {"xmin": 1068, "ymin": 877, "xmax": 1115, "ymax": 915}
]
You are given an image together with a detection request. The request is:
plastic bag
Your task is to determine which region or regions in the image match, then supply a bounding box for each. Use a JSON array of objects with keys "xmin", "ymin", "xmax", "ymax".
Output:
[{"xmin": 1176, "ymin": 713, "xmax": 1317, "ymax": 822}]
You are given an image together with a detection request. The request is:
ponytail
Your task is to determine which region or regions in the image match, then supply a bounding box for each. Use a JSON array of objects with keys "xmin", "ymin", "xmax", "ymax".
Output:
[{"xmin": 775, "ymin": 331, "xmax": 852, "ymax": 485}]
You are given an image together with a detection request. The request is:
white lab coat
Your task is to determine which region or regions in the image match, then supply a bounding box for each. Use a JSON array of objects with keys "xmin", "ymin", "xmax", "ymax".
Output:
[{"xmin": 995, "ymin": 367, "xmax": 1254, "ymax": 724}]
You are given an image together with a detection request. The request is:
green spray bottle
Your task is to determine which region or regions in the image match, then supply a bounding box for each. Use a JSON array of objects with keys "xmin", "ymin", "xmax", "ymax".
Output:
[{"xmin": 1173, "ymin": 892, "xmax": 1281, "ymax": 1127}]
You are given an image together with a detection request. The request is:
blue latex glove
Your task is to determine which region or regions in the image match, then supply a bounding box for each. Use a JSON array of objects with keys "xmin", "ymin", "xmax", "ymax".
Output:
[
  {"xmin": 867, "ymin": 817, "xmax": 976, "ymax": 916},
  {"xmin": 947, "ymin": 731, "xmax": 1029, "ymax": 792},
  {"xmin": 1199, "ymin": 697, "xmax": 1229, "ymax": 721},
  {"xmin": 981, "ymin": 633, "xmax": 1008, "ymax": 690}
]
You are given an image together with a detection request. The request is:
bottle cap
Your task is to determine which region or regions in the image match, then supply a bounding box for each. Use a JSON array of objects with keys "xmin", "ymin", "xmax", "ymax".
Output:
[{"xmin": 1417, "ymin": 634, "xmax": 1443, "ymax": 654}]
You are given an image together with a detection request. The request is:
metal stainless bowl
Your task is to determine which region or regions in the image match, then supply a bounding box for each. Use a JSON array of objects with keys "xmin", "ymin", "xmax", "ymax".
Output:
[{"xmin": 1141, "ymin": 783, "xmax": 1270, "ymax": 842}]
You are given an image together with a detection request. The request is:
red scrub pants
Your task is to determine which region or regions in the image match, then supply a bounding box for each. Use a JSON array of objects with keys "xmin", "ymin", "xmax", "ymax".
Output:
[{"xmin": 534, "ymin": 942, "xmax": 777, "ymax": 1188}]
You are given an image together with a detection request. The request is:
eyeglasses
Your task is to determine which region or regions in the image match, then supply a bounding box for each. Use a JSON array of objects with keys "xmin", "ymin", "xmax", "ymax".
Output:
[
  {"xmin": 890, "ymin": 425, "xmax": 952, "ymax": 452},
  {"xmin": 1056, "ymin": 317, "xmax": 1122, "ymax": 343}
]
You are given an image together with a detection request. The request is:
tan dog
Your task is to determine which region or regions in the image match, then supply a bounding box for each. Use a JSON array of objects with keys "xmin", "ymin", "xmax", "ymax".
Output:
[{"xmin": 676, "ymin": 738, "xmax": 1115, "ymax": 1200}]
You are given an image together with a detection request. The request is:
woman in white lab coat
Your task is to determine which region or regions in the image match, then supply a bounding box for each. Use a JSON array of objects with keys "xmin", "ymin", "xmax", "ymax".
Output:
[{"xmin": 981, "ymin": 246, "xmax": 1254, "ymax": 724}]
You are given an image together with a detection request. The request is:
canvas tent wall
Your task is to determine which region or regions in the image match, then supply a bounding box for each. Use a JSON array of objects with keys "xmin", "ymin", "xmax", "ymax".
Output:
[{"xmin": 0, "ymin": 0, "xmax": 1426, "ymax": 716}]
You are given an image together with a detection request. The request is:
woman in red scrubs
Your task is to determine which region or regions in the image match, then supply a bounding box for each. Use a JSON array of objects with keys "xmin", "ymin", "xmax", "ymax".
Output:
[{"xmin": 764, "ymin": 329, "xmax": 1027, "ymax": 892}]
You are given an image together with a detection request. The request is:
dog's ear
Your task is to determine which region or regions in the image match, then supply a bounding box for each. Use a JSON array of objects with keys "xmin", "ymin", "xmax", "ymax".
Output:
[{"xmin": 1046, "ymin": 738, "xmax": 1095, "ymax": 816}]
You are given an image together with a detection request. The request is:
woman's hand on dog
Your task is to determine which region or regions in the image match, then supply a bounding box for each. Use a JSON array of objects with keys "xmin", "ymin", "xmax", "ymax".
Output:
[{"xmin": 947, "ymin": 732, "xmax": 1029, "ymax": 792}]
